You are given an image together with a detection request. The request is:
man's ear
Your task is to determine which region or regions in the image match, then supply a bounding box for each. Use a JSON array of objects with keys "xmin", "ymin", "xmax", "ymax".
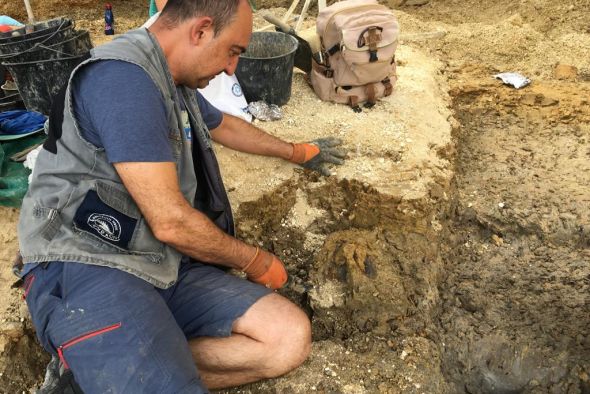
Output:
[{"xmin": 189, "ymin": 16, "xmax": 214, "ymax": 46}]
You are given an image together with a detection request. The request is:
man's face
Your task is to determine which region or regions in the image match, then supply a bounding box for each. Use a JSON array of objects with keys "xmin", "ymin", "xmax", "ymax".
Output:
[{"xmin": 188, "ymin": 2, "xmax": 252, "ymax": 89}]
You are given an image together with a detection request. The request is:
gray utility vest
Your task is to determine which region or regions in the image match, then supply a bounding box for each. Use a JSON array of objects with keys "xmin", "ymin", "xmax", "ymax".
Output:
[{"xmin": 17, "ymin": 29, "xmax": 234, "ymax": 289}]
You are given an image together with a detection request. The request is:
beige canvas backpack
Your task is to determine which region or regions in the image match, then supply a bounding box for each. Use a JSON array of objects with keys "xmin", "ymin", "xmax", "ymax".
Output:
[{"xmin": 310, "ymin": 0, "xmax": 400, "ymax": 111}]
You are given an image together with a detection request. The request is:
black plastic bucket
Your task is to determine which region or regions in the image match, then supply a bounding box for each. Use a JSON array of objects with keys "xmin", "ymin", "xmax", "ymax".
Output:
[
  {"xmin": 0, "ymin": 19, "xmax": 58, "ymax": 40},
  {"xmin": 3, "ymin": 55, "xmax": 88, "ymax": 114},
  {"xmin": 0, "ymin": 91, "xmax": 20, "ymax": 102},
  {"xmin": 48, "ymin": 30, "xmax": 92, "ymax": 56},
  {"xmin": 0, "ymin": 18, "xmax": 68, "ymax": 40},
  {"xmin": 0, "ymin": 18, "xmax": 72, "ymax": 44},
  {"xmin": 0, "ymin": 24, "xmax": 74, "ymax": 56},
  {"xmin": 1, "ymin": 31, "xmax": 93, "ymax": 63},
  {"xmin": 0, "ymin": 92, "xmax": 25, "ymax": 112},
  {"xmin": 235, "ymin": 31, "xmax": 298, "ymax": 106}
]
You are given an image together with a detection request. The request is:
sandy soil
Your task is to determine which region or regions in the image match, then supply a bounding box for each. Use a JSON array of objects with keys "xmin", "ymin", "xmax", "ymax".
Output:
[{"xmin": 0, "ymin": 0, "xmax": 589, "ymax": 393}]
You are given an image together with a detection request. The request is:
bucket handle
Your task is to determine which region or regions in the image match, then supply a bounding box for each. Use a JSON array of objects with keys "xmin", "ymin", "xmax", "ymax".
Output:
[
  {"xmin": 1, "ymin": 19, "xmax": 71, "ymax": 59},
  {"xmin": 34, "ymin": 44, "xmax": 74, "ymax": 58},
  {"xmin": 34, "ymin": 19, "xmax": 70, "ymax": 47}
]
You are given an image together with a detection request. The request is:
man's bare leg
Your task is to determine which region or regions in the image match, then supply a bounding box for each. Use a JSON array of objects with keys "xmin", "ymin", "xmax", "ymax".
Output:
[{"xmin": 188, "ymin": 293, "xmax": 311, "ymax": 389}]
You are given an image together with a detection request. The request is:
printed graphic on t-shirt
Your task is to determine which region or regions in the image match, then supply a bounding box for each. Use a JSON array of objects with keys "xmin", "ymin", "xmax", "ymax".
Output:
[
  {"xmin": 181, "ymin": 110, "xmax": 192, "ymax": 142},
  {"xmin": 232, "ymin": 83, "xmax": 243, "ymax": 97}
]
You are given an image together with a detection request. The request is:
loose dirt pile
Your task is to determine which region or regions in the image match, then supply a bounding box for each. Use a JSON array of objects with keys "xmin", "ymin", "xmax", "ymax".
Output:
[{"xmin": 0, "ymin": 0, "xmax": 588, "ymax": 393}]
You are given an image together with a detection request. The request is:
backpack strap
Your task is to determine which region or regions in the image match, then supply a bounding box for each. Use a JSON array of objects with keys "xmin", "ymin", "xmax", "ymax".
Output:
[
  {"xmin": 312, "ymin": 54, "xmax": 334, "ymax": 78},
  {"xmin": 313, "ymin": 44, "xmax": 335, "ymax": 78},
  {"xmin": 327, "ymin": 44, "xmax": 340, "ymax": 56},
  {"xmin": 365, "ymin": 83, "xmax": 376, "ymax": 108},
  {"xmin": 382, "ymin": 77, "xmax": 393, "ymax": 97},
  {"xmin": 348, "ymin": 96, "xmax": 362, "ymax": 113}
]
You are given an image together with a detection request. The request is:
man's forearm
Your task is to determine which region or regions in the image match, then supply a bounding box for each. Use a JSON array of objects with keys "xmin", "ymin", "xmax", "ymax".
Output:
[
  {"xmin": 160, "ymin": 205, "xmax": 257, "ymax": 270},
  {"xmin": 211, "ymin": 114, "xmax": 294, "ymax": 160},
  {"xmin": 115, "ymin": 161, "xmax": 257, "ymax": 270}
]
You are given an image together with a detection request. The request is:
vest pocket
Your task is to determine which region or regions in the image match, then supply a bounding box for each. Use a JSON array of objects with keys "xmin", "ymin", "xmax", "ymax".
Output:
[
  {"xmin": 28, "ymin": 206, "xmax": 63, "ymax": 242},
  {"xmin": 72, "ymin": 182, "xmax": 164, "ymax": 259},
  {"xmin": 73, "ymin": 190, "xmax": 137, "ymax": 250}
]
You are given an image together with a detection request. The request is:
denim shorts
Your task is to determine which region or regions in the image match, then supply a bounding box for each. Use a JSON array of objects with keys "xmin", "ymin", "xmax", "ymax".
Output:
[{"xmin": 23, "ymin": 260, "xmax": 271, "ymax": 394}]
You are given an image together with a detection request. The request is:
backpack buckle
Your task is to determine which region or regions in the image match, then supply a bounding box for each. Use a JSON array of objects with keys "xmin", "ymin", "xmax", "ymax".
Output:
[
  {"xmin": 357, "ymin": 26, "xmax": 383, "ymax": 63},
  {"xmin": 382, "ymin": 77, "xmax": 393, "ymax": 96},
  {"xmin": 348, "ymin": 96, "xmax": 362, "ymax": 113}
]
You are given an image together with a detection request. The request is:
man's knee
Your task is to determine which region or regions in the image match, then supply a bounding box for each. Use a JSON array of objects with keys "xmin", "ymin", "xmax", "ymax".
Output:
[
  {"xmin": 271, "ymin": 300, "xmax": 311, "ymax": 372},
  {"xmin": 235, "ymin": 293, "xmax": 311, "ymax": 376}
]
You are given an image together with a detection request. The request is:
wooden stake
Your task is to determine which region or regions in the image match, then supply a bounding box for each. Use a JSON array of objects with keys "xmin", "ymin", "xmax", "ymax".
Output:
[
  {"xmin": 294, "ymin": 0, "xmax": 312, "ymax": 32},
  {"xmin": 282, "ymin": 0, "xmax": 301, "ymax": 23},
  {"xmin": 23, "ymin": 0, "xmax": 35, "ymax": 25}
]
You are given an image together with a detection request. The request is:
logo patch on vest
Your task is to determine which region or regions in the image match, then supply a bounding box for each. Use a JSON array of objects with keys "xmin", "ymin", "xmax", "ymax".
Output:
[
  {"xmin": 87, "ymin": 213, "xmax": 121, "ymax": 242},
  {"xmin": 181, "ymin": 110, "xmax": 192, "ymax": 142},
  {"xmin": 73, "ymin": 190, "xmax": 137, "ymax": 250}
]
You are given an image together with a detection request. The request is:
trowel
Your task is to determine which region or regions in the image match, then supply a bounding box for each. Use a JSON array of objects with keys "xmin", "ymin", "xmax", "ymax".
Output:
[{"xmin": 262, "ymin": 13, "xmax": 314, "ymax": 74}]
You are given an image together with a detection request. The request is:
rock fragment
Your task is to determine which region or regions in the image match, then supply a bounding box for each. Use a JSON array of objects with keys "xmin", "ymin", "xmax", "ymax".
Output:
[{"xmin": 554, "ymin": 64, "xmax": 578, "ymax": 80}]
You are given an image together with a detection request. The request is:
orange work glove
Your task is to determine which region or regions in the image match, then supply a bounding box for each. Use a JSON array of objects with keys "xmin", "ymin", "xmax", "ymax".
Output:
[
  {"xmin": 242, "ymin": 248, "xmax": 288, "ymax": 290},
  {"xmin": 289, "ymin": 138, "xmax": 347, "ymax": 176},
  {"xmin": 289, "ymin": 143, "xmax": 320, "ymax": 164}
]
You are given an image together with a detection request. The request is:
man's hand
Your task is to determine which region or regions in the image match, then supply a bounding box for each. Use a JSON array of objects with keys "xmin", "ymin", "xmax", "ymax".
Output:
[
  {"xmin": 243, "ymin": 248, "xmax": 288, "ymax": 289},
  {"xmin": 290, "ymin": 137, "xmax": 347, "ymax": 176}
]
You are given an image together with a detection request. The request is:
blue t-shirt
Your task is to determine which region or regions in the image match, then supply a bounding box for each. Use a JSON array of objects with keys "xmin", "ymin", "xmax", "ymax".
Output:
[
  {"xmin": 21, "ymin": 60, "xmax": 224, "ymax": 277},
  {"xmin": 72, "ymin": 60, "xmax": 223, "ymax": 163}
]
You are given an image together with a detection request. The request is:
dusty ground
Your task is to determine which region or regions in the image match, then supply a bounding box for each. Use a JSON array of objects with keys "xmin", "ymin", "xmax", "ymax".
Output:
[{"xmin": 0, "ymin": 0, "xmax": 589, "ymax": 393}]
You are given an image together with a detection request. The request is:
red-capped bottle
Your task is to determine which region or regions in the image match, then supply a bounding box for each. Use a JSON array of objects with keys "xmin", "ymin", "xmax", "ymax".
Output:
[{"xmin": 104, "ymin": 3, "xmax": 115, "ymax": 35}]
